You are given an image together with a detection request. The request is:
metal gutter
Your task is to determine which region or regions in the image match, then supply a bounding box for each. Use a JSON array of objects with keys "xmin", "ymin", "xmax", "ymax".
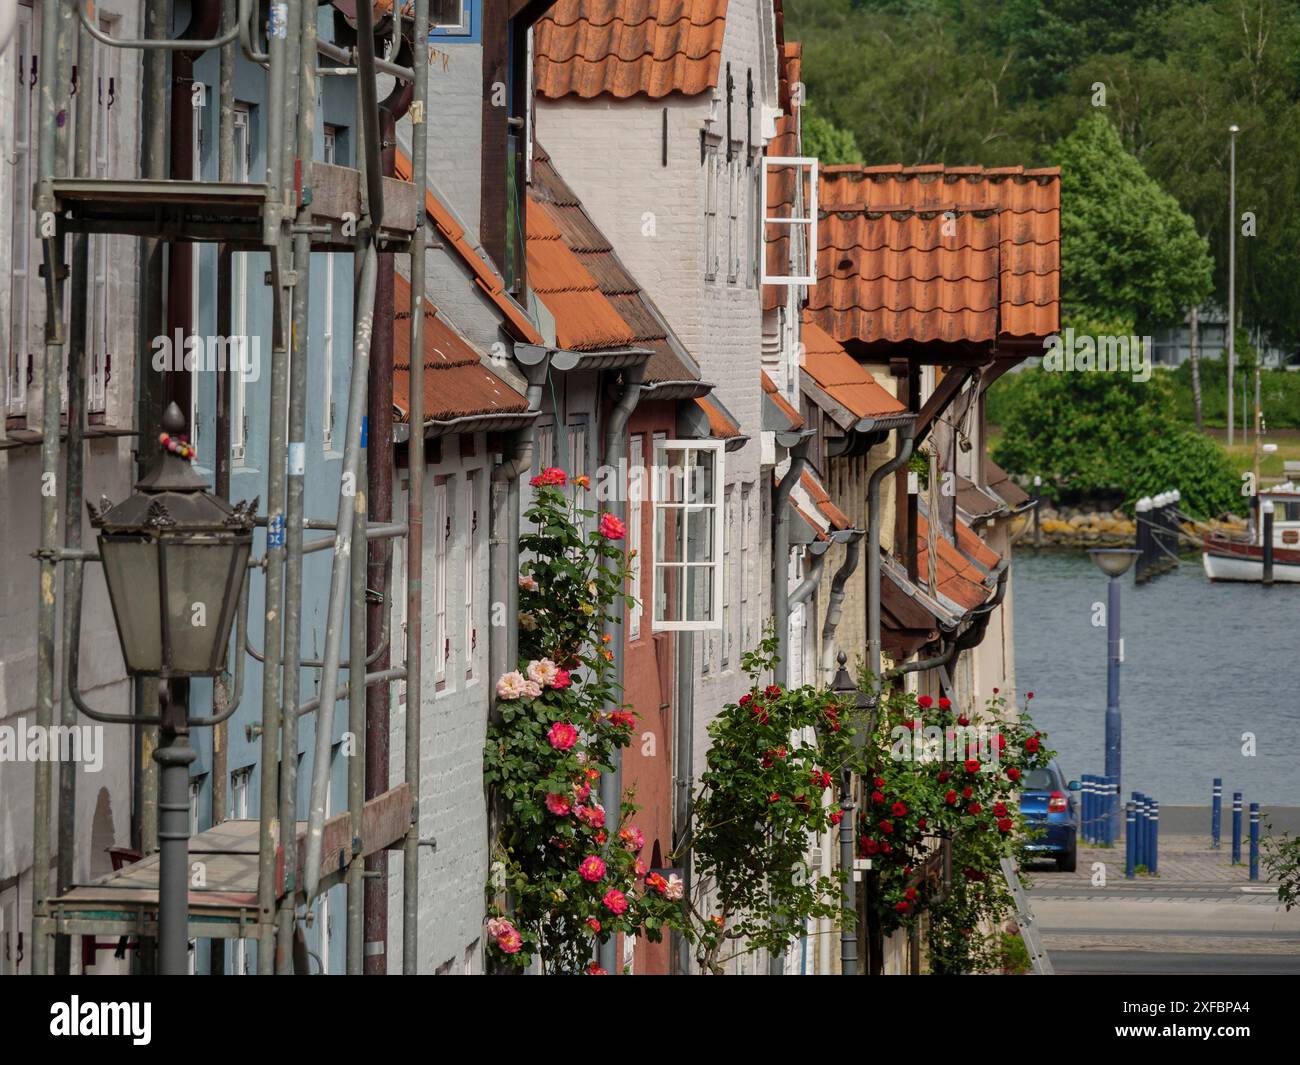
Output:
[
  {"xmin": 867, "ymin": 424, "xmax": 917, "ymax": 685},
  {"xmin": 819, "ymin": 529, "xmax": 865, "ymax": 680}
]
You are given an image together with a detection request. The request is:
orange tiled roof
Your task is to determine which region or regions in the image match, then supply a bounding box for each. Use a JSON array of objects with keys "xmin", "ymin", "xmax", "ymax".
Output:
[
  {"xmin": 532, "ymin": 143, "xmax": 699, "ymax": 384},
  {"xmin": 391, "ymin": 274, "xmax": 530, "ymax": 423},
  {"xmin": 534, "ymin": 0, "xmax": 729, "ymax": 100},
  {"xmin": 526, "ymin": 197, "xmax": 640, "ymax": 352},
  {"xmin": 392, "ymin": 150, "xmax": 543, "ymax": 345},
  {"xmin": 800, "ymin": 313, "xmax": 906, "ymax": 421},
  {"xmin": 799, "ymin": 469, "xmax": 852, "ymax": 531},
  {"xmin": 695, "ymin": 395, "xmax": 741, "ymax": 438},
  {"xmin": 762, "ymin": 370, "xmax": 804, "ymax": 430},
  {"xmin": 808, "ymin": 165, "xmax": 1060, "ymax": 346},
  {"xmin": 914, "ymin": 511, "xmax": 1000, "ymax": 612}
]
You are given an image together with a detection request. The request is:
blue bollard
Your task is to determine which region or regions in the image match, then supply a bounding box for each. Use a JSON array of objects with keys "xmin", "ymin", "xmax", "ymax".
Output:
[
  {"xmin": 1083, "ymin": 775, "xmax": 1095, "ymax": 843},
  {"xmin": 1109, "ymin": 777, "xmax": 1120, "ymax": 847},
  {"xmin": 1232, "ymin": 792, "xmax": 1243, "ymax": 864},
  {"xmin": 1125, "ymin": 802, "xmax": 1136, "ymax": 878},
  {"xmin": 1249, "ymin": 803, "xmax": 1260, "ymax": 881},
  {"xmin": 1211, "ymin": 778, "xmax": 1222, "ymax": 850},
  {"xmin": 1134, "ymin": 792, "xmax": 1147, "ymax": 869},
  {"xmin": 1148, "ymin": 799, "xmax": 1159, "ymax": 876}
]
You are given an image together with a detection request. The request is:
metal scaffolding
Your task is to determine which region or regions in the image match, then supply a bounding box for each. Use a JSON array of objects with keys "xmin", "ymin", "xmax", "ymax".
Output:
[{"xmin": 27, "ymin": 0, "xmax": 430, "ymax": 975}]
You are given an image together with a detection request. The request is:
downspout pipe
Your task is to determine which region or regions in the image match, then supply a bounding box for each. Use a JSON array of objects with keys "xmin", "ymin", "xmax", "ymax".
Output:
[
  {"xmin": 885, "ymin": 563, "xmax": 1008, "ymax": 680},
  {"xmin": 867, "ymin": 424, "xmax": 915, "ymax": 685},
  {"xmin": 598, "ymin": 364, "xmax": 646, "ymax": 976},
  {"xmin": 819, "ymin": 529, "xmax": 864, "ymax": 679},
  {"xmin": 772, "ymin": 435, "xmax": 813, "ymax": 688},
  {"xmin": 489, "ymin": 355, "xmax": 550, "ymax": 703},
  {"xmin": 789, "ymin": 540, "xmax": 829, "ymax": 607}
]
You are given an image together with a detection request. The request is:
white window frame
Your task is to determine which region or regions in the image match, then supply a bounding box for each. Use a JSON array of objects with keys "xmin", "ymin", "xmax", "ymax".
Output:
[
  {"xmin": 322, "ymin": 125, "xmax": 338, "ymax": 451},
  {"xmin": 628, "ymin": 434, "xmax": 644, "ymax": 641},
  {"xmin": 6, "ymin": 5, "xmax": 35, "ymax": 421},
  {"xmin": 433, "ymin": 476, "xmax": 449, "ymax": 686},
  {"xmin": 760, "ymin": 156, "xmax": 818, "ymax": 286},
  {"xmin": 230, "ymin": 105, "xmax": 252, "ymax": 463},
  {"xmin": 741, "ymin": 485, "xmax": 754, "ymax": 649},
  {"xmin": 651, "ymin": 439, "xmax": 725, "ymax": 631},
  {"xmin": 464, "ymin": 471, "xmax": 478, "ymax": 679},
  {"xmin": 722, "ymin": 486, "xmax": 735, "ymax": 668}
]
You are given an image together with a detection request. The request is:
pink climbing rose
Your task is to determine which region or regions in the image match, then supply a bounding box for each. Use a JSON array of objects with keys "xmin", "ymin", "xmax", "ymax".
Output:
[
  {"xmin": 547, "ymin": 721, "xmax": 578, "ymax": 750},
  {"xmin": 579, "ymin": 855, "xmax": 606, "ymax": 882}
]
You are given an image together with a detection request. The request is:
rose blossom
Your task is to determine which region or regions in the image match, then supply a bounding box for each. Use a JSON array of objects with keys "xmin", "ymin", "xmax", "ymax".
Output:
[
  {"xmin": 487, "ymin": 917, "xmax": 522, "ymax": 955},
  {"xmin": 495, "ymin": 671, "xmax": 529, "ymax": 700},
  {"xmin": 586, "ymin": 963, "xmax": 608, "ymax": 975},
  {"xmin": 518, "ymin": 573, "xmax": 539, "ymax": 592},
  {"xmin": 576, "ymin": 804, "xmax": 606, "ymax": 829},
  {"xmin": 586, "ymin": 917, "xmax": 601, "ymax": 934},
  {"xmin": 552, "ymin": 668, "xmax": 572, "ymax": 689},
  {"xmin": 547, "ymin": 721, "xmax": 578, "ymax": 750},
  {"xmin": 602, "ymin": 889, "xmax": 628, "ymax": 915},
  {"xmin": 665, "ymin": 873, "xmax": 684, "ymax": 901},
  {"xmin": 579, "ymin": 855, "xmax": 606, "ymax": 882},
  {"xmin": 598, "ymin": 512, "xmax": 627, "ymax": 540},
  {"xmin": 545, "ymin": 792, "xmax": 572, "ymax": 816},
  {"xmin": 529, "ymin": 467, "xmax": 567, "ymax": 488},
  {"xmin": 527, "ymin": 658, "xmax": 561, "ymax": 687},
  {"xmin": 998, "ymin": 818, "xmax": 1014, "ymax": 833},
  {"xmin": 522, "ymin": 679, "xmax": 542, "ymax": 700},
  {"xmin": 619, "ymin": 826, "xmax": 645, "ymax": 852}
]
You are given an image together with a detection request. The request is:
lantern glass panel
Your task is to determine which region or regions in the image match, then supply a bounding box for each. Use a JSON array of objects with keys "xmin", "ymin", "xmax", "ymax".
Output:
[
  {"xmin": 100, "ymin": 536, "xmax": 163, "ymax": 673},
  {"xmin": 163, "ymin": 537, "xmax": 244, "ymax": 674}
]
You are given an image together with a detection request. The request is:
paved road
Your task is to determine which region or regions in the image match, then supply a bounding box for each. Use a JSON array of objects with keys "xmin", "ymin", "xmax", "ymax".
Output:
[
  {"xmin": 1052, "ymin": 951, "xmax": 1300, "ymax": 975},
  {"xmin": 1024, "ymin": 836, "xmax": 1300, "ymax": 974}
]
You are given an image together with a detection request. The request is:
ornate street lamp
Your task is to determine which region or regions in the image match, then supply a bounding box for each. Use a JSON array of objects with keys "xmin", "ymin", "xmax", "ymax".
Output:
[
  {"xmin": 88, "ymin": 403, "xmax": 255, "ymax": 974},
  {"xmin": 831, "ymin": 651, "xmax": 874, "ymax": 976},
  {"xmin": 1087, "ymin": 547, "xmax": 1138, "ymax": 843}
]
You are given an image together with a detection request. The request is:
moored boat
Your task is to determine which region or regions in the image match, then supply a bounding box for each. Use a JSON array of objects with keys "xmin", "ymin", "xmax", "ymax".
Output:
[{"xmin": 1202, "ymin": 485, "xmax": 1300, "ymax": 582}]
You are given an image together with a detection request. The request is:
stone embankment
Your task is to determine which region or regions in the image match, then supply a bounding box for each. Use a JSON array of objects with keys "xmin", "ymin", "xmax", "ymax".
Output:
[{"xmin": 1007, "ymin": 507, "xmax": 1246, "ymax": 548}]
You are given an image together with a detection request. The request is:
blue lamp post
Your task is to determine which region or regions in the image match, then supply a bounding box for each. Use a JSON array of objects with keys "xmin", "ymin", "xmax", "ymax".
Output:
[{"xmin": 1089, "ymin": 547, "xmax": 1139, "ymax": 842}]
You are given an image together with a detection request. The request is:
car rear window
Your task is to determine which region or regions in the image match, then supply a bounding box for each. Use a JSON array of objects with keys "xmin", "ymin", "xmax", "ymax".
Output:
[{"xmin": 1022, "ymin": 769, "xmax": 1056, "ymax": 791}]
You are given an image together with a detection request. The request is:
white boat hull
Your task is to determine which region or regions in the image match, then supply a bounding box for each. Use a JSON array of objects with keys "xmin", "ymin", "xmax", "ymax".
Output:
[{"xmin": 1202, "ymin": 546, "xmax": 1300, "ymax": 583}]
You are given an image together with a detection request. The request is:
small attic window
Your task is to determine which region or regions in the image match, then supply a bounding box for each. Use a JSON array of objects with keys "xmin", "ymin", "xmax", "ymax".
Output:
[{"xmin": 761, "ymin": 156, "xmax": 819, "ymax": 287}]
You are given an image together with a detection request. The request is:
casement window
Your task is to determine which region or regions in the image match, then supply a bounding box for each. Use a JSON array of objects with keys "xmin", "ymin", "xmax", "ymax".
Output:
[
  {"xmin": 722, "ymin": 486, "xmax": 736, "ymax": 668},
  {"xmin": 651, "ymin": 440, "xmax": 724, "ymax": 631},
  {"xmin": 190, "ymin": 81, "xmax": 206, "ymax": 446},
  {"xmin": 86, "ymin": 14, "xmax": 120, "ymax": 420},
  {"xmin": 728, "ymin": 155, "xmax": 742, "ymax": 284},
  {"xmin": 741, "ymin": 485, "xmax": 754, "ymax": 649},
  {"xmin": 464, "ymin": 471, "xmax": 478, "ymax": 679},
  {"xmin": 5, "ymin": 5, "xmax": 35, "ymax": 423},
  {"xmin": 322, "ymin": 125, "xmax": 338, "ymax": 451},
  {"xmin": 760, "ymin": 156, "xmax": 818, "ymax": 286},
  {"xmin": 704, "ymin": 145, "xmax": 721, "ymax": 282},
  {"xmin": 534, "ymin": 422, "xmax": 554, "ymax": 475},
  {"xmin": 432, "ymin": 477, "xmax": 449, "ymax": 687},
  {"xmin": 230, "ymin": 105, "xmax": 252, "ymax": 463},
  {"xmin": 628, "ymin": 434, "xmax": 644, "ymax": 641},
  {"xmin": 432, "ymin": 0, "xmax": 472, "ymax": 35},
  {"xmin": 566, "ymin": 417, "xmax": 587, "ymax": 500}
]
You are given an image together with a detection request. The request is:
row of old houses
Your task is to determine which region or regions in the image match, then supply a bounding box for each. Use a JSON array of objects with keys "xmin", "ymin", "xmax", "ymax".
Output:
[{"xmin": 0, "ymin": 0, "xmax": 1056, "ymax": 975}]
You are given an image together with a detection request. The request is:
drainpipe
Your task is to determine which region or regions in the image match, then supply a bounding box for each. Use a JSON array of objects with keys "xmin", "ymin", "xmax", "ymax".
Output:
[
  {"xmin": 886, "ymin": 564, "xmax": 1008, "ymax": 681},
  {"xmin": 867, "ymin": 425, "xmax": 915, "ymax": 683},
  {"xmin": 489, "ymin": 354, "xmax": 550, "ymax": 704},
  {"xmin": 819, "ymin": 530, "xmax": 864, "ymax": 679},
  {"xmin": 597, "ymin": 364, "xmax": 645, "ymax": 976},
  {"xmin": 789, "ymin": 541, "xmax": 829, "ymax": 608},
  {"xmin": 772, "ymin": 438, "xmax": 811, "ymax": 688}
]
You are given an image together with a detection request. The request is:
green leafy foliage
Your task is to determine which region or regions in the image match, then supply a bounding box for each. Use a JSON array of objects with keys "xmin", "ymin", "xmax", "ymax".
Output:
[
  {"xmin": 856, "ymin": 686, "xmax": 1055, "ymax": 973},
  {"xmin": 988, "ymin": 365, "xmax": 1240, "ymax": 518}
]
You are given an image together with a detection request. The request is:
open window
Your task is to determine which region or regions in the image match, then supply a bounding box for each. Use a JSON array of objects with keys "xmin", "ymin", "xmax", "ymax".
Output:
[
  {"xmin": 760, "ymin": 155, "xmax": 818, "ymax": 287},
  {"xmin": 651, "ymin": 440, "xmax": 724, "ymax": 631}
]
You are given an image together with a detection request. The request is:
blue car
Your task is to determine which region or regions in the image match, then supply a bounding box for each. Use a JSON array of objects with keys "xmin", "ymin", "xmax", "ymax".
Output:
[{"xmin": 1019, "ymin": 762, "xmax": 1081, "ymax": 871}]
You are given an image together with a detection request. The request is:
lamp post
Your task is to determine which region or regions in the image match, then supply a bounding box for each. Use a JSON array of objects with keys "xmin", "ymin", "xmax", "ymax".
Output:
[
  {"xmin": 1088, "ymin": 548, "xmax": 1139, "ymax": 842},
  {"xmin": 1227, "ymin": 123, "xmax": 1239, "ymax": 446},
  {"xmin": 831, "ymin": 652, "xmax": 873, "ymax": 976},
  {"xmin": 88, "ymin": 403, "xmax": 254, "ymax": 974}
]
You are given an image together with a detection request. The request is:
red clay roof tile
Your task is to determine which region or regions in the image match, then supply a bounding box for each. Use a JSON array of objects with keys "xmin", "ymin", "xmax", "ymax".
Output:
[
  {"xmin": 695, "ymin": 395, "xmax": 741, "ymax": 438},
  {"xmin": 534, "ymin": 0, "xmax": 729, "ymax": 100},
  {"xmin": 762, "ymin": 370, "xmax": 805, "ymax": 430},
  {"xmin": 914, "ymin": 511, "xmax": 1000, "ymax": 612},
  {"xmin": 800, "ymin": 314, "xmax": 906, "ymax": 420},
  {"xmin": 392, "ymin": 149, "xmax": 543, "ymax": 345},
  {"xmin": 807, "ymin": 165, "xmax": 1060, "ymax": 346},
  {"xmin": 391, "ymin": 274, "xmax": 529, "ymax": 423}
]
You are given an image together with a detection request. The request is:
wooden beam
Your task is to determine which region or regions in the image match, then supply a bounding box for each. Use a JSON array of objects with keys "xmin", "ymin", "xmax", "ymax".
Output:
[{"xmin": 913, "ymin": 364, "xmax": 979, "ymax": 448}]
